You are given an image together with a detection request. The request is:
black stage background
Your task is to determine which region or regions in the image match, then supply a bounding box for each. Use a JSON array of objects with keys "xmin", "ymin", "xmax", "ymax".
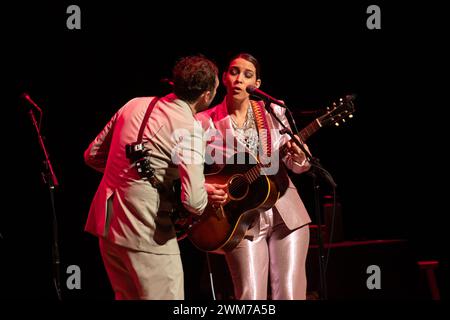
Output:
[{"xmin": 1, "ymin": 1, "xmax": 447, "ymax": 301}]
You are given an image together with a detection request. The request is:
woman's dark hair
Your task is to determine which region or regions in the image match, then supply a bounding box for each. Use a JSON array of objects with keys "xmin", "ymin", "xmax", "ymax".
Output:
[
  {"xmin": 172, "ymin": 55, "xmax": 218, "ymax": 103},
  {"xmin": 227, "ymin": 53, "xmax": 261, "ymax": 79}
]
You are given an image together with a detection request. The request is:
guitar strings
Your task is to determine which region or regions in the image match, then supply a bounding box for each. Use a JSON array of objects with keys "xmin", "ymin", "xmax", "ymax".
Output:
[{"xmin": 226, "ymin": 164, "xmax": 261, "ymax": 194}]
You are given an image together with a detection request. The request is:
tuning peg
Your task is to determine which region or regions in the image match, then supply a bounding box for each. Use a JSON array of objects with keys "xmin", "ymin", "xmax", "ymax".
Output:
[
  {"xmin": 335, "ymin": 122, "xmax": 339, "ymax": 126},
  {"xmin": 349, "ymin": 114, "xmax": 353, "ymax": 118},
  {"xmin": 342, "ymin": 119, "xmax": 346, "ymax": 123}
]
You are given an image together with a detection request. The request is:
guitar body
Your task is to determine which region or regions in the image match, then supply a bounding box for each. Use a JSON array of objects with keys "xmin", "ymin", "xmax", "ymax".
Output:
[{"xmin": 187, "ymin": 152, "xmax": 280, "ymax": 253}]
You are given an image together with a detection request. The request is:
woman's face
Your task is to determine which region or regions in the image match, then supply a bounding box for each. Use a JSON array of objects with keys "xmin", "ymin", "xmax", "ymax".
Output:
[{"xmin": 223, "ymin": 57, "xmax": 261, "ymax": 99}]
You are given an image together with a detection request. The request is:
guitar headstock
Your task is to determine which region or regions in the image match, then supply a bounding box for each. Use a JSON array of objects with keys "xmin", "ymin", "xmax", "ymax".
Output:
[{"xmin": 318, "ymin": 94, "xmax": 356, "ymax": 127}]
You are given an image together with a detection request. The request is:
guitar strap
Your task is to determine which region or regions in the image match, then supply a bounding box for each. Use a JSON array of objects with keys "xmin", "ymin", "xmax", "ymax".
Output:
[
  {"xmin": 251, "ymin": 99, "xmax": 290, "ymax": 197},
  {"xmin": 136, "ymin": 97, "xmax": 159, "ymax": 144},
  {"xmin": 133, "ymin": 97, "xmax": 166, "ymax": 192},
  {"xmin": 250, "ymin": 100, "xmax": 272, "ymax": 161}
]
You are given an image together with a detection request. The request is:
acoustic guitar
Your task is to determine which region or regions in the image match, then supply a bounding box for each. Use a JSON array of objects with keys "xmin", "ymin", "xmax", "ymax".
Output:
[{"xmin": 172, "ymin": 95, "xmax": 355, "ymax": 253}]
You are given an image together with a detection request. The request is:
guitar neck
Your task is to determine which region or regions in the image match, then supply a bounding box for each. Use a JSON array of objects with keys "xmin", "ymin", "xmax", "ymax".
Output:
[
  {"xmin": 298, "ymin": 119, "xmax": 321, "ymax": 142},
  {"xmin": 278, "ymin": 95, "xmax": 354, "ymax": 158},
  {"xmin": 278, "ymin": 118, "xmax": 321, "ymax": 158},
  {"xmin": 245, "ymin": 163, "xmax": 263, "ymax": 184}
]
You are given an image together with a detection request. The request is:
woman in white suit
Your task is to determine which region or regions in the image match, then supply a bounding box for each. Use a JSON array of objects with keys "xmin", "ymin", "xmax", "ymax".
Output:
[{"xmin": 196, "ymin": 53, "xmax": 311, "ymax": 300}]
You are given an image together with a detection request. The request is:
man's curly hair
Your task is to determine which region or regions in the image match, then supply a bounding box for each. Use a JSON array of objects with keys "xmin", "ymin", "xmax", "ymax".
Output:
[{"xmin": 172, "ymin": 55, "xmax": 218, "ymax": 103}]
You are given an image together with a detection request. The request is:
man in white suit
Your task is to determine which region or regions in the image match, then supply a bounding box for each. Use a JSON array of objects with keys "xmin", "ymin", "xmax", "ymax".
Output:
[{"xmin": 84, "ymin": 55, "xmax": 219, "ymax": 299}]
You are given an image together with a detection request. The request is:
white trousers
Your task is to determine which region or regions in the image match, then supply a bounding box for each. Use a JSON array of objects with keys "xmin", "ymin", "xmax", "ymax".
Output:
[{"xmin": 99, "ymin": 238, "xmax": 184, "ymax": 299}]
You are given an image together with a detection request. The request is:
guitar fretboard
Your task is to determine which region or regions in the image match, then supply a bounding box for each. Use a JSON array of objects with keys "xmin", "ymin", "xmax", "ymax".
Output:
[
  {"xmin": 244, "ymin": 163, "xmax": 263, "ymax": 184},
  {"xmin": 279, "ymin": 118, "xmax": 321, "ymax": 158},
  {"xmin": 298, "ymin": 119, "xmax": 321, "ymax": 142}
]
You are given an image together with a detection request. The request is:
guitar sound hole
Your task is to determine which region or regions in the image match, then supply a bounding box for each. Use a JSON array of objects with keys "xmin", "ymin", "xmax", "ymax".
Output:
[{"xmin": 228, "ymin": 175, "xmax": 249, "ymax": 200}]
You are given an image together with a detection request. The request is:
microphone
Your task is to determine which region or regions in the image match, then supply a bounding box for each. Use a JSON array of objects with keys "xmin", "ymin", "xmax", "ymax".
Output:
[
  {"xmin": 246, "ymin": 85, "xmax": 286, "ymax": 108},
  {"xmin": 21, "ymin": 92, "xmax": 43, "ymax": 113}
]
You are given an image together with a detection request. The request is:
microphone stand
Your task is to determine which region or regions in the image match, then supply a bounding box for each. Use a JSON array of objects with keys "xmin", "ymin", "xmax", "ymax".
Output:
[
  {"xmin": 27, "ymin": 108, "xmax": 62, "ymax": 301},
  {"xmin": 263, "ymin": 98, "xmax": 336, "ymax": 300}
]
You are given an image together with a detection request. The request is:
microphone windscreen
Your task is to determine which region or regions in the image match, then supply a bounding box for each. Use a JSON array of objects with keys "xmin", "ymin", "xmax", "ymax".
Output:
[{"xmin": 246, "ymin": 85, "xmax": 257, "ymax": 93}]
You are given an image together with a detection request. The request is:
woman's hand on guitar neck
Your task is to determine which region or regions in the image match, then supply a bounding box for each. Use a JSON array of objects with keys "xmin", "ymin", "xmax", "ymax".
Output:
[
  {"xmin": 205, "ymin": 183, "xmax": 228, "ymax": 206},
  {"xmin": 285, "ymin": 136, "xmax": 311, "ymax": 168}
]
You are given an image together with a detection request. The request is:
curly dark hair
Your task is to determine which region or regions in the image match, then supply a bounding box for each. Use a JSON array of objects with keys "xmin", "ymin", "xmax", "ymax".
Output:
[{"xmin": 172, "ymin": 55, "xmax": 218, "ymax": 103}]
